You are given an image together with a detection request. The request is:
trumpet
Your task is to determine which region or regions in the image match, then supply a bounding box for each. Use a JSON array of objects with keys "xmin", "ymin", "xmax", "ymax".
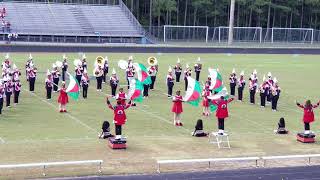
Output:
[{"xmin": 147, "ymin": 57, "xmax": 158, "ymax": 66}]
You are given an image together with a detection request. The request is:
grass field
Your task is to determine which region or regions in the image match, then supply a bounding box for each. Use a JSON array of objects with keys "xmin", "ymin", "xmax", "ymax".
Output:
[{"xmin": 1, "ymin": 53, "xmax": 320, "ymax": 178}]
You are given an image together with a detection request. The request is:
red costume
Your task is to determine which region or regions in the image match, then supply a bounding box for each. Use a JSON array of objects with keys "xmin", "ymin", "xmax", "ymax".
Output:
[
  {"xmin": 58, "ymin": 88, "xmax": 69, "ymax": 105},
  {"xmin": 171, "ymin": 95, "xmax": 183, "ymax": 113},
  {"xmin": 202, "ymin": 89, "xmax": 211, "ymax": 107},
  {"xmin": 116, "ymin": 92, "xmax": 127, "ymax": 105},
  {"xmin": 212, "ymin": 98, "xmax": 234, "ymax": 119},
  {"xmin": 297, "ymin": 103, "xmax": 320, "ymax": 123},
  {"xmin": 108, "ymin": 103, "xmax": 131, "ymax": 125}
]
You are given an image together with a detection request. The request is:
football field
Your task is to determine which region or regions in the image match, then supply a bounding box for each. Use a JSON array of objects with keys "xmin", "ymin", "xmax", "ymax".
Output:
[{"xmin": 0, "ymin": 53, "xmax": 320, "ymax": 178}]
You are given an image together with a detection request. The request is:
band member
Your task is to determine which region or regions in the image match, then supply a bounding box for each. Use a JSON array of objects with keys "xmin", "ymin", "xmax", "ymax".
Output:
[
  {"xmin": 249, "ymin": 74, "xmax": 257, "ymax": 104},
  {"xmin": 172, "ymin": 90, "xmax": 183, "ymax": 126},
  {"xmin": 103, "ymin": 56, "xmax": 109, "ymax": 83},
  {"xmin": 271, "ymin": 78, "xmax": 281, "ymax": 111},
  {"xmin": 12, "ymin": 64, "xmax": 21, "ymax": 82},
  {"xmin": 81, "ymin": 69, "xmax": 90, "ymax": 99},
  {"xmin": 51, "ymin": 64, "xmax": 60, "ymax": 92},
  {"xmin": 45, "ymin": 70, "xmax": 53, "ymax": 100},
  {"xmin": 194, "ymin": 57, "xmax": 202, "ymax": 81},
  {"xmin": 109, "ymin": 68, "xmax": 119, "ymax": 97},
  {"xmin": 115, "ymin": 88, "xmax": 127, "ymax": 105},
  {"xmin": 57, "ymin": 82, "xmax": 68, "ymax": 113},
  {"xmin": 211, "ymin": 96, "xmax": 234, "ymax": 135},
  {"xmin": 27, "ymin": 63, "xmax": 37, "ymax": 92},
  {"xmin": 202, "ymin": 85, "xmax": 211, "ymax": 116},
  {"xmin": 237, "ymin": 71, "xmax": 245, "ymax": 101},
  {"xmin": 166, "ymin": 66, "xmax": 174, "ymax": 98},
  {"xmin": 173, "ymin": 58, "xmax": 182, "ymax": 82},
  {"xmin": 126, "ymin": 61, "xmax": 135, "ymax": 89},
  {"xmin": 148, "ymin": 65, "xmax": 157, "ymax": 90},
  {"xmin": 229, "ymin": 68, "xmax": 237, "ymax": 96},
  {"xmin": 266, "ymin": 72, "xmax": 273, "ymax": 103},
  {"xmin": 25, "ymin": 54, "xmax": 32, "ymax": 81},
  {"xmin": 13, "ymin": 79, "xmax": 21, "ymax": 105},
  {"xmin": 184, "ymin": 64, "xmax": 191, "ymax": 91},
  {"xmin": 95, "ymin": 65, "xmax": 103, "ymax": 92},
  {"xmin": 81, "ymin": 54, "xmax": 87, "ymax": 70},
  {"xmin": 296, "ymin": 100, "xmax": 320, "ymax": 135},
  {"xmin": 106, "ymin": 97, "xmax": 132, "ymax": 140},
  {"xmin": 0, "ymin": 82, "xmax": 3, "ymax": 114},
  {"xmin": 4, "ymin": 78, "xmax": 13, "ymax": 107},
  {"xmin": 75, "ymin": 62, "xmax": 83, "ymax": 86},
  {"xmin": 61, "ymin": 54, "xmax": 68, "ymax": 81},
  {"xmin": 259, "ymin": 76, "xmax": 268, "ymax": 108},
  {"xmin": 2, "ymin": 54, "xmax": 11, "ymax": 71},
  {"xmin": 143, "ymin": 83, "xmax": 149, "ymax": 98}
]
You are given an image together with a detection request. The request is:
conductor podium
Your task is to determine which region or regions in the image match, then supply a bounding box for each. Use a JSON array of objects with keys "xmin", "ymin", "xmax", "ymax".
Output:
[
  {"xmin": 209, "ymin": 132, "xmax": 231, "ymax": 149},
  {"xmin": 297, "ymin": 133, "xmax": 316, "ymax": 143},
  {"xmin": 108, "ymin": 137, "xmax": 127, "ymax": 149}
]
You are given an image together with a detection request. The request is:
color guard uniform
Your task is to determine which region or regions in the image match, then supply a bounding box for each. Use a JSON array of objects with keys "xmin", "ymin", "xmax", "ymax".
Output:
[{"xmin": 115, "ymin": 91, "xmax": 127, "ymax": 105}]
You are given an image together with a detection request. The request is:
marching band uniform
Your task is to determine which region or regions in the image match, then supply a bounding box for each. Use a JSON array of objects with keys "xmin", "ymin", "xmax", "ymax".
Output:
[
  {"xmin": 61, "ymin": 56, "xmax": 68, "ymax": 81},
  {"xmin": 51, "ymin": 66, "xmax": 60, "ymax": 92},
  {"xmin": 229, "ymin": 69, "xmax": 237, "ymax": 96},
  {"xmin": 202, "ymin": 86, "xmax": 211, "ymax": 116},
  {"xmin": 173, "ymin": 59, "xmax": 182, "ymax": 82},
  {"xmin": 103, "ymin": 57, "xmax": 109, "ymax": 83},
  {"xmin": 249, "ymin": 78, "xmax": 256, "ymax": 104},
  {"xmin": 45, "ymin": 70, "xmax": 53, "ymax": 100},
  {"xmin": 27, "ymin": 65, "xmax": 37, "ymax": 92},
  {"xmin": 107, "ymin": 98, "xmax": 132, "ymax": 140},
  {"xmin": 259, "ymin": 82, "xmax": 268, "ymax": 107},
  {"xmin": 57, "ymin": 82, "xmax": 68, "ymax": 112},
  {"xmin": 81, "ymin": 70, "xmax": 90, "ymax": 99},
  {"xmin": 271, "ymin": 78, "xmax": 281, "ymax": 111},
  {"xmin": 194, "ymin": 57, "xmax": 202, "ymax": 81},
  {"xmin": 95, "ymin": 66, "xmax": 104, "ymax": 91},
  {"xmin": 237, "ymin": 72, "xmax": 245, "ymax": 101},
  {"xmin": 143, "ymin": 83, "xmax": 149, "ymax": 98},
  {"xmin": 266, "ymin": 72, "xmax": 273, "ymax": 103},
  {"xmin": 4, "ymin": 79, "xmax": 13, "ymax": 107},
  {"xmin": 13, "ymin": 80, "xmax": 21, "ymax": 104},
  {"xmin": 184, "ymin": 64, "xmax": 191, "ymax": 91},
  {"xmin": 81, "ymin": 54, "xmax": 87, "ymax": 70},
  {"xmin": 211, "ymin": 96, "xmax": 234, "ymax": 135},
  {"xmin": 148, "ymin": 65, "xmax": 157, "ymax": 90},
  {"xmin": 0, "ymin": 83, "xmax": 3, "ymax": 114},
  {"xmin": 297, "ymin": 100, "xmax": 320, "ymax": 135},
  {"xmin": 115, "ymin": 88, "xmax": 127, "ymax": 105},
  {"xmin": 109, "ymin": 69, "xmax": 119, "ymax": 97},
  {"xmin": 25, "ymin": 54, "xmax": 32, "ymax": 81},
  {"xmin": 75, "ymin": 65, "xmax": 83, "ymax": 86},
  {"xmin": 172, "ymin": 91, "xmax": 183, "ymax": 126},
  {"xmin": 166, "ymin": 67, "xmax": 174, "ymax": 98},
  {"xmin": 12, "ymin": 64, "xmax": 21, "ymax": 82},
  {"xmin": 126, "ymin": 64, "xmax": 135, "ymax": 89}
]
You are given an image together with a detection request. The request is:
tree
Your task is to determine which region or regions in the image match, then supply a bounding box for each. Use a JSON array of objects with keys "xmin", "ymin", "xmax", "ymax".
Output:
[{"xmin": 228, "ymin": 0, "xmax": 235, "ymax": 45}]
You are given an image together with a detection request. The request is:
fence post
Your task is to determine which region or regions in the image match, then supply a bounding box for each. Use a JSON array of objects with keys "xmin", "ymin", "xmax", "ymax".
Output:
[
  {"xmin": 271, "ymin": 28, "xmax": 274, "ymax": 43},
  {"xmin": 163, "ymin": 26, "xmax": 166, "ymax": 42},
  {"xmin": 98, "ymin": 162, "xmax": 102, "ymax": 173},
  {"xmin": 42, "ymin": 165, "xmax": 46, "ymax": 176},
  {"xmin": 157, "ymin": 163, "xmax": 160, "ymax": 173}
]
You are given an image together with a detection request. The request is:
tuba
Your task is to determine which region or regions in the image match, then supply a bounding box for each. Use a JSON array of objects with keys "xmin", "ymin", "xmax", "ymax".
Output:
[
  {"xmin": 94, "ymin": 56, "xmax": 105, "ymax": 68},
  {"xmin": 147, "ymin": 57, "xmax": 158, "ymax": 66}
]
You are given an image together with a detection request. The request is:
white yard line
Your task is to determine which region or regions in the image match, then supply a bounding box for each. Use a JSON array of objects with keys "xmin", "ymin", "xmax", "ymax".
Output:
[
  {"xmin": 23, "ymin": 89, "xmax": 98, "ymax": 133},
  {"xmin": 0, "ymin": 137, "xmax": 5, "ymax": 144},
  {"xmin": 3, "ymin": 137, "xmax": 97, "ymax": 144}
]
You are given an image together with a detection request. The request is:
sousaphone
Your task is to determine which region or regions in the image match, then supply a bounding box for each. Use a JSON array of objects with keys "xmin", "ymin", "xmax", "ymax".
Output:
[{"xmin": 147, "ymin": 57, "xmax": 158, "ymax": 66}]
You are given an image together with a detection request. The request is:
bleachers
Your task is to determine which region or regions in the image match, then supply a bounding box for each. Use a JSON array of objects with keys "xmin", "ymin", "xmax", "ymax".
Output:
[{"xmin": 0, "ymin": 1, "xmax": 143, "ymax": 37}]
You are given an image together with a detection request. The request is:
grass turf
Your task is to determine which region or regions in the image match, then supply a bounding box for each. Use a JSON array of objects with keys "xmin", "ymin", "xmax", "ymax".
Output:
[{"xmin": 0, "ymin": 53, "xmax": 320, "ymax": 178}]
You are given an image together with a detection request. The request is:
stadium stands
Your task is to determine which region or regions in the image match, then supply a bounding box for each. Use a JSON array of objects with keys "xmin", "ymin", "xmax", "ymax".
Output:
[{"xmin": 0, "ymin": 1, "xmax": 147, "ymax": 43}]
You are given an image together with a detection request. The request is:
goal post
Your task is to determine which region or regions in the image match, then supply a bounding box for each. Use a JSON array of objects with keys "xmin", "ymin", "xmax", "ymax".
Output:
[
  {"xmin": 215, "ymin": 26, "xmax": 262, "ymax": 43},
  {"xmin": 163, "ymin": 25, "xmax": 209, "ymax": 43},
  {"xmin": 271, "ymin": 28, "xmax": 314, "ymax": 44}
]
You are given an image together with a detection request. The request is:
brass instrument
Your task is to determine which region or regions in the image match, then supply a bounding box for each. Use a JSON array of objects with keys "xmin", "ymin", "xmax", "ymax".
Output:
[
  {"xmin": 94, "ymin": 56, "xmax": 105, "ymax": 68},
  {"xmin": 147, "ymin": 57, "xmax": 158, "ymax": 66}
]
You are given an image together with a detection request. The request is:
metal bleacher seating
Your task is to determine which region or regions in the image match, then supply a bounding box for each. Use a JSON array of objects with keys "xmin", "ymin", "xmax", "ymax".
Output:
[{"xmin": 0, "ymin": 1, "xmax": 144, "ymax": 38}]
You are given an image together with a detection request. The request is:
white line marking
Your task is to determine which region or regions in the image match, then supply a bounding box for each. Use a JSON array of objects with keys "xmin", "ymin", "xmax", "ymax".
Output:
[
  {"xmin": 23, "ymin": 89, "xmax": 98, "ymax": 133},
  {"xmin": 0, "ymin": 137, "xmax": 5, "ymax": 143},
  {"xmin": 4, "ymin": 137, "xmax": 97, "ymax": 144}
]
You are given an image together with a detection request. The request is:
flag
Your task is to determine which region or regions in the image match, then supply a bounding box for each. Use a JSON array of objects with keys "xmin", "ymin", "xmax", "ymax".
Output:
[
  {"xmin": 66, "ymin": 72, "xmax": 80, "ymax": 100},
  {"xmin": 208, "ymin": 68, "xmax": 223, "ymax": 92},
  {"xmin": 183, "ymin": 76, "xmax": 202, "ymax": 106},
  {"xmin": 208, "ymin": 87, "xmax": 229, "ymax": 112},
  {"xmin": 128, "ymin": 78, "xmax": 144, "ymax": 102},
  {"xmin": 133, "ymin": 63, "xmax": 151, "ymax": 85}
]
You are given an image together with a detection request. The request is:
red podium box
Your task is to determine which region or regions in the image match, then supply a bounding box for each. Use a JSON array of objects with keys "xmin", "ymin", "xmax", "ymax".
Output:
[
  {"xmin": 108, "ymin": 137, "xmax": 127, "ymax": 149},
  {"xmin": 297, "ymin": 133, "xmax": 315, "ymax": 143}
]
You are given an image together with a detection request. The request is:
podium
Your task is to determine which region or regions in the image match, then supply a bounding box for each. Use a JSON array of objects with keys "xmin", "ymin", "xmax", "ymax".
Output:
[
  {"xmin": 209, "ymin": 132, "xmax": 230, "ymax": 149},
  {"xmin": 108, "ymin": 137, "xmax": 127, "ymax": 149},
  {"xmin": 297, "ymin": 133, "xmax": 316, "ymax": 143}
]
